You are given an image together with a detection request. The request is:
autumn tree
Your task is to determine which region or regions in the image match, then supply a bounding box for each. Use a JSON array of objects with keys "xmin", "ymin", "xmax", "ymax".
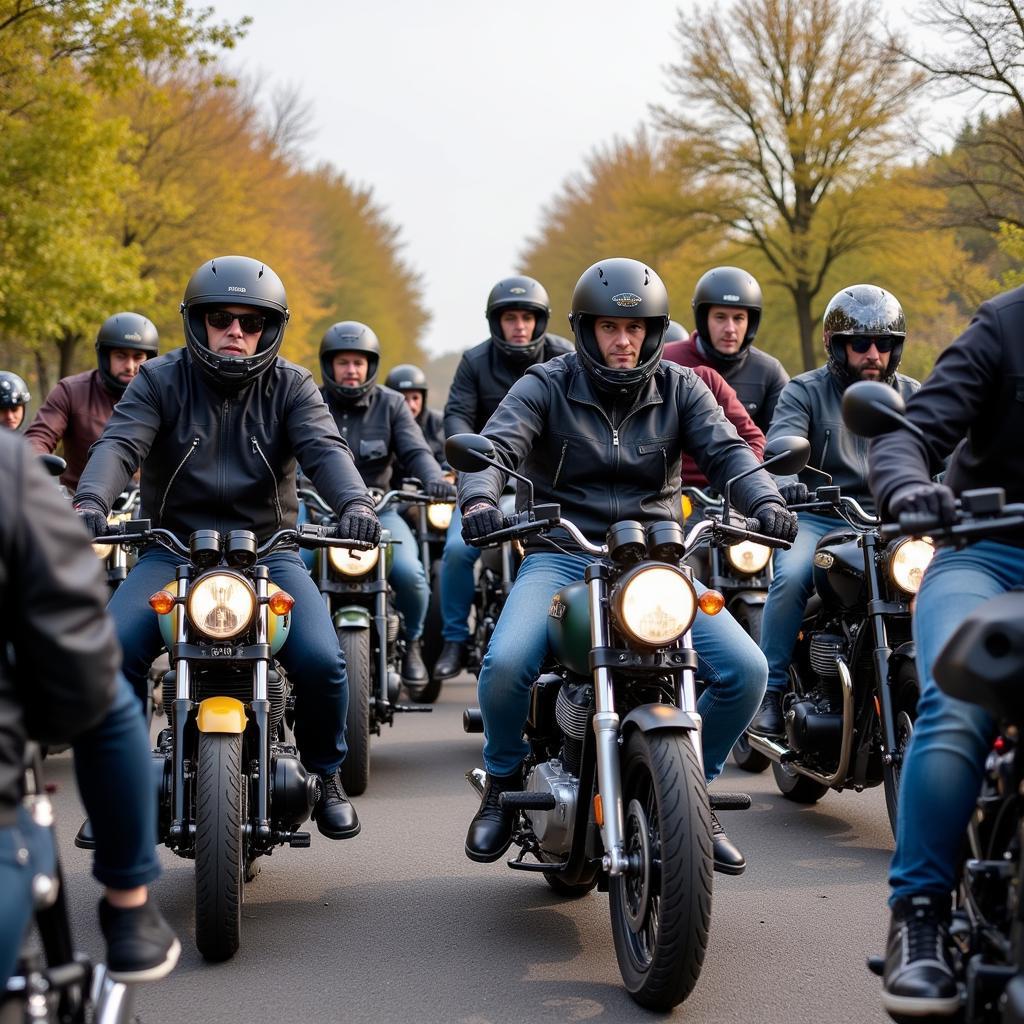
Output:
[{"xmin": 653, "ymin": 0, "xmax": 923, "ymax": 371}]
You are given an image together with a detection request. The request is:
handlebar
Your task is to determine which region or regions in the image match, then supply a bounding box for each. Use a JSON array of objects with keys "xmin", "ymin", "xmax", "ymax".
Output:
[
  {"xmin": 880, "ymin": 496, "xmax": 1024, "ymax": 545},
  {"xmin": 297, "ymin": 486, "xmax": 439, "ymax": 518},
  {"xmin": 787, "ymin": 491, "xmax": 879, "ymax": 527}
]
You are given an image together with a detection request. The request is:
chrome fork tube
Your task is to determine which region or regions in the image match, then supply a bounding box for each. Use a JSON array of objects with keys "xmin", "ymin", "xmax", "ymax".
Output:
[
  {"xmin": 171, "ymin": 567, "xmax": 191, "ymax": 841},
  {"xmin": 253, "ymin": 569, "xmax": 271, "ymax": 838},
  {"xmin": 588, "ymin": 574, "xmax": 628, "ymax": 876},
  {"xmin": 678, "ymin": 627, "xmax": 705, "ymax": 778}
]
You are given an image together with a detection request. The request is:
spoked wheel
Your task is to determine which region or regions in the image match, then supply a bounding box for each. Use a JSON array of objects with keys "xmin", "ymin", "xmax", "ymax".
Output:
[
  {"xmin": 338, "ymin": 628, "xmax": 371, "ymax": 796},
  {"xmin": 195, "ymin": 731, "xmax": 245, "ymax": 961},
  {"xmin": 609, "ymin": 730, "xmax": 712, "ymax": 1011},
  {"xmin": 883, "ymin": 661, "xmax": 920, "ymax": 838},
  {"xmin": 730, "ymin": 603, "xmax": 770, "ymax": 773}
]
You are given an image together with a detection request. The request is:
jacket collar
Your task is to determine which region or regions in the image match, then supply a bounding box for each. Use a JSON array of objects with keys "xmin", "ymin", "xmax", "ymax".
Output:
[{"xmin": 567, "ymin": 360, "xmax": 664, "ymax": 418}]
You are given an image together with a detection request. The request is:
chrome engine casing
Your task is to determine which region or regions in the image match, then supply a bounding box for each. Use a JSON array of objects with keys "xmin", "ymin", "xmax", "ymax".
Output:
[{"xmin": 525, "ymin": 759, "xmax": 579, "ymax": 857}]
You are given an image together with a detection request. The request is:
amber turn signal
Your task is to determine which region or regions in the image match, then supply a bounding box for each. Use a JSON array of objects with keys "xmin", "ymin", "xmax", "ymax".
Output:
[
  {"xmin": 593, "ymin": 793, "xmax": 604, "ymax": 827},
  {"xmin": 148, "ymin": 590, "xmax": 175, "ymax": 615},
  {"xmin": 698, "ymin": 590, "xmax": 725, "ymax": 615},
  {"xmin": 268, "ymin": 591, "xmax": 295, "ymax": 616},
  {"xmin": 681, "ymin": 494, "xmax": 693, "ymax": 520}
]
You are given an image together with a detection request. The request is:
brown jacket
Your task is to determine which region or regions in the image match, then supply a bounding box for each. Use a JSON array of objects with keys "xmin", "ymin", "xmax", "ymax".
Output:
[{"xmin": 25, "ymin": 369, "xmax": 116, "ymax": 491}]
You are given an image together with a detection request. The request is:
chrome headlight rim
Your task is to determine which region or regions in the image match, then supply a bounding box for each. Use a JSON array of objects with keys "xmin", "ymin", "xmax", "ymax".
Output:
[
  {"xmin": 92, "ymin": 540, "xmax": 114, "ymax": 560},
  {"xmin": 887, "ymin": 537, "xmax": 936, "ymax": 595},
  {"xmin": 611, "ymin": 562, "xmax": 698, "ymax": 648},
  {"xmin": 328, "ymin": 544, "xmax": 380, "ymax": 578},
  {"xmin": 726, "ymin": 540, "xmax": 772, "ymax": 575},
  {"xmin": 426, "ymin": 501, "xmax": 454, "ymax": 531},
  {"xmin": 186, "ymin": 570, "xmax": 256, "ymax": 640}
]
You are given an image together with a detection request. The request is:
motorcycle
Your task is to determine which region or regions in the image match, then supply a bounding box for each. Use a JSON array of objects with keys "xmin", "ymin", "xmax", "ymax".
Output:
[
  {"xmin": 92, "ymin": 518, "xmax": 359, "ymax": 962},
  {"xmin": 2, "ymin": 744, "xmax": 133, "ymax": 1023},
  {"xmin": 299, "ymin": 485, "xmax": 433, "ymax": 796},
  {"xmin": 90, "ymin": 489, "xmax": 141, "ymax": 593},
  {"xmin": 448, "ymin": 431, "xmax": 806, "ymax": 1010},
  {"xmin": 412, "ymin": 495, "xmax": 454, "ymax": 701}
]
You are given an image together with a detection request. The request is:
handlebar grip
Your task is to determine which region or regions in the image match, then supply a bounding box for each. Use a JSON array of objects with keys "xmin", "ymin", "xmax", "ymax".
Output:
[
  {"xmin": 744, "ymin": 517, "xmax": 762, "ymax": 533},
  {"xmin": 897, "ymin": 510, "xmax": 942, "ymax": 535}
]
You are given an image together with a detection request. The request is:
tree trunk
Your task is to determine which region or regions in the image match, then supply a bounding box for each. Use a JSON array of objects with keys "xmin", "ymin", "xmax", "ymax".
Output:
[
  {"xmin": 793, "ymin": 281, "xmax": 817, "ymax": 373},
  {"xmin": 34, "ymin": 349, "xmax": 52, "ymax": 400},
  {"xmin": 57, "ymin": 329, "xmax": 82, "ymax": 380}
]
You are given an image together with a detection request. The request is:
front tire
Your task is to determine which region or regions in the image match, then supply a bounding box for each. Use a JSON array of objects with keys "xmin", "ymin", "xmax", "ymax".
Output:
[
  {"xmin": 771, "ymin": 760, "xmax": 829, "ymax": 804},
  {"xmin": 609, "ymin": 729, "xmax": 712, "ymax": 1011},
  {"xmin": 195, "ymin": 731, "xmax": 245, "ymax": 962},
  {"xmin": 730, "ymin": 602, "xmax": 771, "ymax": 773},
  {"xmin": 338, "ymin": 628, "xmax": 371, "ymax": 797},
  {"xmin": 883, "ymin": 660, "xmax": 920, "ymax": 838},
  {"xmin": 407, "ymin": 562, "xmax": 444, "ymax": 704}
]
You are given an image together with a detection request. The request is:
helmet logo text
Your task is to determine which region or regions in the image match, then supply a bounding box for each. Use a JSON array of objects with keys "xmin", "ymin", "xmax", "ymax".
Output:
[
  {"xmin": 612, "ymin": 292, "xmax": 642, "ymax": 308},
  {"xmin": 124, "ymin": 332, "xmax": 141, "ymax": 341},
  {"xmin": 509, "ymin": 287, "xmax": 527, "ymax": 295},
  {"xmin": 723, "ymin": 293, "xmax": 740, "ymax": 301},
  {"xmin": 227, "ymin": 285, "xmax": 247, "ymax": 293}
]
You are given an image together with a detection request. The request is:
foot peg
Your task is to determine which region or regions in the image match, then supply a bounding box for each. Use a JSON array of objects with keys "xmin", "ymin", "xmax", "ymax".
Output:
[
  {"xmin": 499, "ymin": 791, "xmax": 556, "ymax": 811},
  {"xmin": 286, "ymin": 831, "xmax": 311, "ymax": 848},
  {"xmin": 709, "ymin": 792, "xmax": 751, "ymax": 811},
  {"xmin": 463, "ymin": 708, "xmax": 484, "ymax": 733},
  {"xmin": 866, "ymin": 955, "xmax": 884, "ymax": 977}
]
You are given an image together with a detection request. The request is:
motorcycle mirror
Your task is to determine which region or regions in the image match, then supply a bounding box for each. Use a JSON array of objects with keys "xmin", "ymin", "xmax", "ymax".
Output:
[
  {"xmin": 841, "ymin": 381, "xmax": 924, "ymax": 441},
  {"xmin": 39, "ymin": 454, "xmax": 66, "ymax": 477},
  {"xmin": 762, "ymin": 436, "xmax": 811, "ymax": 476},
  {"xmin": 445, "ymin": 433, "xmax": 497, "ymax": 473}
]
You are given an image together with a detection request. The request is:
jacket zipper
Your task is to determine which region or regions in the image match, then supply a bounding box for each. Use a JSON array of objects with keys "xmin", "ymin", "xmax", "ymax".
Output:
[
  {"xmin": 661, "ymin": 447, "xmax": 668, "ymax": 491},
  {"xmin": 251, "ymin": 435, "xmax": 283, "ymax": 528},
  {"xmin": 552, "ymin": 440, "xmax": 568, "ymax": 489},
  {"xmin": 159, "ymin": 437, "xmax": 200, "ymax": 524},
  {"xmin": 820, "ymin": 428, "xmax": 831, "ymax": 467}
]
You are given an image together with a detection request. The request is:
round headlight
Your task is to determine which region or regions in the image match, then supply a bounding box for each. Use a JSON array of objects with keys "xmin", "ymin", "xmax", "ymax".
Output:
[
  {"xmin": 92, "ymin": 541, "xmax": 113, "ymax": 560},
  {"xmin": 727, "ymin": 541, "xmax": 771, "ymax": 575},
  {"xmin": 889, "ymin": 538, "xmax": 936, "ymax": 595},
  {"xmin": 328, "ymin": 545, "xmax": 380, "ymax": 577},
  {"xmin": 427, "ymin": 502, "xmax": 454, "ymax": 531},
  {"xmin": 614, "ymin": 565, "xmax": 697, "ymax": 646},
  {"xmin": 186, "ymin": 572, "xmax": 255, "ymax": 640}
]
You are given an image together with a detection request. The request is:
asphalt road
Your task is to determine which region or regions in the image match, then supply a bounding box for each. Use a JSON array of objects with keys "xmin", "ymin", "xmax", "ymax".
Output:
[{"xmin": 47, "ymin": 672, "xmax": 896, "ymax": 1024}]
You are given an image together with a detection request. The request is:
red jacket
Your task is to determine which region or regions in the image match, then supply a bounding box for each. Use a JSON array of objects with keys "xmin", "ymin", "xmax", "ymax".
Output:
[
  {"xmin": 682, "ymin": 364, "xmax": 764, "ymax": 486},
  {"xmin": 25, "ymin": 370, "xmax": 117, "ymax": 491}
]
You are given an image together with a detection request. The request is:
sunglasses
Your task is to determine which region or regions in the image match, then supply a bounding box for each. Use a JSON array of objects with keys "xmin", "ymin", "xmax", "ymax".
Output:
[
  {"xmin": 206, "ymin": 310, "xmax": 266, "ymax": 334},
  {"xmin": 844, "ymin": 336, "xmax": 898, "ymax": 354}
]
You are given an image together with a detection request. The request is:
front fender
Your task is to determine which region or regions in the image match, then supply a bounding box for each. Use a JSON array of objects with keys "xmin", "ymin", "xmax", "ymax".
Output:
[
  {"xmin": 333, "ymin": 605, "xmax": 371, "ymax": 630},
  {"xmin": 726, "ymin": 590, "xmax": 767, "ymax": 609},
  {"xmin": 196, "ymin": 696, "xmax": 247, "ymax": 733},
  {"xmin": 621, "ymin": 704, "xmax": 701, "ymax": 735}
]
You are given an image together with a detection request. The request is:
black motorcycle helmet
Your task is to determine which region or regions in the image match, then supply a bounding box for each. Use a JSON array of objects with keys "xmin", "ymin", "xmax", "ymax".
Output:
[
  {"xmin": 95, "ymin": 312, "xmax": 159, "ymax": 396},
  {"xmin": 319, "ymin": 321, "xmax": 380, "ymax": 402},
  {"xmin": 691, "ymin": 266, "xmax": 763, "ymax": 368},
  {"xmin": 822, "ymin": 284, "xmax": 906, "ymax": 387},
  {"xmin": 568, "ymin": 257, "xmax": 670, "ymax": 396},
  {"xmin": 0, "ymin": 371, "xmax": 30, "ymax": 411},
  {"xmin": 181, "ymin": 255, "xmax": 289, "ymax": 391},
  {"xmin": 486, "ymin": 275, "xmax": 551, "ymax": 363},
  {"xmin": 384, "ymin": 363, "xmax": 428, "ymax": 401},
  {"xmin": 664, "ymin": 319, "xmax": 689, "ymax": 344}
]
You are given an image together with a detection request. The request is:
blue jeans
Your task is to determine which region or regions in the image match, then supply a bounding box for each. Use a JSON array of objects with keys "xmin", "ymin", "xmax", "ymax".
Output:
[
  {"xmin": 380, "ymin": 509, "xmax": 428, "ymax": 641},
  {"xmin": 441, "ymin": 506, "xmax": 478, "ymax": 643},
  {"xmin": 760, "ymin": 512, "xmax": 840, "ymax": 693},
  {"xmin": 477, "ymin": 552, "xmax": 768, "ymax": 780},
  {"xmin": 108, "ymin": 545, "xmax": 350, "ymax": 775},
  {"xmin": 890, "ymin": 540, "xmax": 1024, "ymax": 902}
]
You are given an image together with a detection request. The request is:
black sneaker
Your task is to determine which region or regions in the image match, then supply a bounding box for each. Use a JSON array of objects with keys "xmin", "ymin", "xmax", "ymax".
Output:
[
  {"xmin": 313, "ymin": 769, "xmax": 360, "ymax": 840},
  {"xmin": 465, "ymin": 766, "xmax": 522, "ymax": 863},
  {"xmin": 882, "ymin": 894, "xmax": 959, "ymax": 1020},
  {"xmin": 99, "ymin": 897, "xmax": 180, "ymax": 983}
]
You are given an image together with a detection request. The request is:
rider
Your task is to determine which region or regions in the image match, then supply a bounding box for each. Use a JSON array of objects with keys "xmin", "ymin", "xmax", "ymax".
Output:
[
  {"xmin": 0, "ymin": 430, "xmax": 178, "ymax": 985},
  {"xmin": 318, "ymin": 323, "xmax": 455, "ymax": 685},
  {"xmin": 458, "ymin": 257, "xmax": 798, "ymax": 874},
  {"xmin": 868, "ymin": 283, "xmax": 1024, "ymax": 1019},
  {"xmin": 748, "ymin": 285, "xmax": 920, "ymax": 738},
  {"xmin": 384, "ymin": 363, "xmax": 447, "ymax": 468},
  {"xmin": 25, "ymin": 313, "xmax": 159, "ymax": 491},
  {"xmin": 663, "ymin": 267, "xmax": 789, "ymax": 432},
  {"xmin": 0, "ymin": 371, "xmax": 31, "ymax": 431},
  {"xmin": 435, "ymin": 275, "xmax": 573, "ymax": 680},
  {"xmin": 73, "ymin": 255, "xmax": 380, "ymax": 841}
]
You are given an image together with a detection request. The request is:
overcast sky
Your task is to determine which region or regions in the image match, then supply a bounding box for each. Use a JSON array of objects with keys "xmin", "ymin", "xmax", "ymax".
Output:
[{"xmin": 209, "ymin": 0, "xmax": 941, "ymax": 359}]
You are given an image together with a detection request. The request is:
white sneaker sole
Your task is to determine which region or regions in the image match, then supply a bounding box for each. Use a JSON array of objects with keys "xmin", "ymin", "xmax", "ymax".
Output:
[
  {"xmin": 881, "ymin": 989, "xmax": 960, "ymax": 1017},
  {"xmin": 106, "ymin": 937, "xmax": 181, "ymax": 984}
]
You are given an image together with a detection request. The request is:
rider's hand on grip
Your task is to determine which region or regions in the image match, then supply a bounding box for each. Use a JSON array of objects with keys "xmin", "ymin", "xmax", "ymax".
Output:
[
  {"xmin": 73, "ymin": 501, "xmax": 108, "ymax": 538},
  {"xmin": 337, "ymin": 503, "xmax": 381, "ymax": 547},
  {"xmin": 754, "ymin": 502, "xmax": 799, "ymax": 543},
  {"xmin": 890, "ymin": 482, "xmax": 956, "ymax": 528},
  {"xmin": 426, "ymin": 478, "xmax": 457, "ymax": 502},
  {"xmin": 778, "ymin": 481, "xmax": 809, "ymax": 506},
  {"xmin": 461, "ymin": 502, "xmax": 503, "ymax": 546}
]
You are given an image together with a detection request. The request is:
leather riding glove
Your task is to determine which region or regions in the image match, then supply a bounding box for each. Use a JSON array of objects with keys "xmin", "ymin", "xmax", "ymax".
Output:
[
  {"xmin": 753, "ymin": 502, "xmax": 799, "ymax": 543},
  {"xmin": 426, "ymin": 479, "xmax": 457, "ymax": 502},
  {"xmin": 889, "ymin": 482, "xmax": 956, "ymax": 525},
  {"xmin": 337, "ymin": 503, "xmax": 381, "ymax": 547},
  {"xmin": 461, "ymin": 502, "xmax": 503, "ymax": 545},
  {"xmin": 778, "ymin": 481, "xmax": 810, "ymax": 506},
  {"xmin": 74, "ymin": 501, "xmax": 109, "ymax": 538}
]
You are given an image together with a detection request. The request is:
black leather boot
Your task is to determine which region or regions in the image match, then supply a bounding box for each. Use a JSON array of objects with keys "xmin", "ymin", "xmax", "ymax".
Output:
[
  {"xmin": 313, "ymin": 769, "xmax": 360, "ymax": 840},
  {"xmin": 401, "ymin": 639, "xmax": 428, "ymax": 684},
  {"xmin": 434, "ymin": 640, "xmax": 467, "ymax": 680},
  {"xmin": 710, "ymin": 810, "xmax": 746, "ymax": 875},
  {"xmin": 465, "ymin": 766, "xmax": 523, "ymax": 863},
  {"xmin": 882, "ymin": 894, "xmax": 959, "ymax": 1019},
  {"xmin": 748, "ymin": 689, "xmax": 785, "ymax": 738},
  {"xmin": 74, "ymin": 817, "xmax": 96, "ymax": 850}
]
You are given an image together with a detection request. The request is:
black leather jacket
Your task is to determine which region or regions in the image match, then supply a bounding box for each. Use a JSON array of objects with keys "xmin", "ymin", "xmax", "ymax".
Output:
[
  {"xmin": 323, "ymin": 385, "xmax": 446, "ymax": 492},
  {"xmin": 458, "ymin": 353, "xmax": 783, "ymax": 551},
  {"xmin": 417, "ymin": 407, "xmax": 447, "ymax": 468},
  {"xmin": 76, "ymin": 349, "xmax": 369, "ymax": 541},
  {"xmin": 0, "ymin": 433, "xmax": 117, "ymax": 825},
  {"xmin": 870, "ymin": 285, "xmax": 1024, "ymax": 521},
  {"xmin": 443, "ymin": 334, "xmax": 574, "ymax": 437}
]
